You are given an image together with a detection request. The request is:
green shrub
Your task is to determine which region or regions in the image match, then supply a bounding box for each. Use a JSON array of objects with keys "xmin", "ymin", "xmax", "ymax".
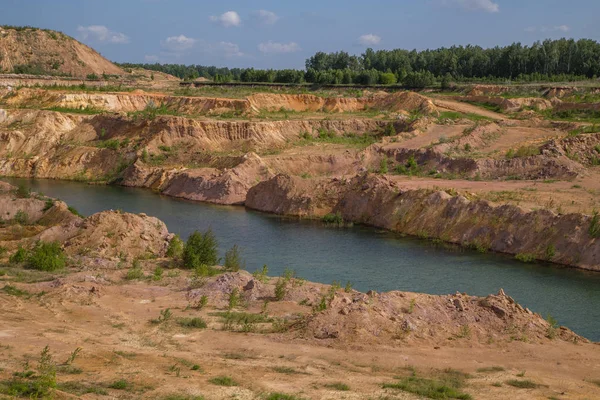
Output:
[
  {"xmin": 325, "ymin": 382, "xmax": 350, "ymax": 391},
  {"xmin": 252, "ymin": 264, "xmax": 269, "ymax": 283},
  {"xmin": 108, "ymin": 379, "xmax": 131, "ymax": 390},
  {"xmin": 125, "ymin": 259, "xmax": 144, "ymax": 280},
  {"xmin": 5, "ymin": 346, "xmax": 57, "ymax": 398},
  {"xmin": 9, "ymin": 246, "xmax": 27, "ymax": 263},
  {"xmin": 322, "ymin": 212, "xmax": 344, "ymax": 225},
  {"xmin": 15, "ymin": 184, "xmax": 31, "ymax": 198},
  {"xmin": 228, "ymin": 288, "xmax": 240, "ymax": 310},
  {"xmin": 14, "ymin": 210, "xmax": 29, "ymax": 225},
  {"xmin": 505, "ymin": 379, "xmax": 540, "ymax": 389},
  {"xmin": 515, "ymin": 253, "xmax": 536, "ymax": 263},
  {"xmin": 27, "ymin": 241, "xmax": 66, "ymax": 271},
  {"xmin": 178, "ymin": 317, "xmax": 207, "ymax": 329},
  {"xmin": 209, "ymin": 376, "xmax": 238, "ymax": 387},
  {"xmin": 379, "ymin": 157, "xmax": 389, "ymax": 174},
  {"xmin": 67, "ymin": 206, "xmax": 83, "ymax": 217},
  {"xmin": 383, "ymin": 375, "xmax": 472, "ymax": 399},
  {"xmin": 589, "ymin": 211, "xmax": 600, "ymax": 238},
  {"xmin": 545, "ymin": 244, "xmax": 556, "ymax": 260},
  {"xmin": 152, "ymin": 266, "xmax": 163, "ymax": 281},
  {"xmin": 224, "ymin": 244, "xmax": 243, "ymax": 271},
  {"xmin": 383, "ymin": 123, "xmax": 396, "ymax": 136},
  {"xmin": 166, "ymin": 234, "xmax": 184, "ymax": 258},
  {"xmin": 183, "ymin": 229, "xmax": 219, "ymax": 269},
  {"xmin": 266, "ymin": 394, "xmax": 304, "ymax": 400}
]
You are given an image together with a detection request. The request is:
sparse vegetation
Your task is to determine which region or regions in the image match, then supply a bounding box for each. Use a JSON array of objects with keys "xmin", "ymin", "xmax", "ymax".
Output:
[
  {"xmin": 505, "ymin": 379, "xmax": 540, "ymax": 389},
  {"xmin": 178, "ymin": 317, "xmax": 207, "ymax": 329},
  {"xmin": 325, "ymin": 382, "xmax": 350, "ymax": 391},
  {"xmin": 209, "ymin": 376, "xmax": 238, "ymax": 387},
  {"xmin": 383, "ymin": 373, "xmax": 472, "ymax": 400}
]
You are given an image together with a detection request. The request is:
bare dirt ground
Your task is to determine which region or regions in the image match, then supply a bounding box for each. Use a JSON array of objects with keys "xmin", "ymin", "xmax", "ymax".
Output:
[
  {"xmin": 1, "ymin": 265, "xmax": 599, "ymax": 400},
  {"xmin": 1, "ymin": 78, "xmax": 600, "ymax": 398}
]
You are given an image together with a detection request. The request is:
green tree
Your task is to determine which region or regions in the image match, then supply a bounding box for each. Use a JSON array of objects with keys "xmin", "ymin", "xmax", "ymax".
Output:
[{"xmin": 183, "ymin": 229, "xmax": 219, "ymax": 269}]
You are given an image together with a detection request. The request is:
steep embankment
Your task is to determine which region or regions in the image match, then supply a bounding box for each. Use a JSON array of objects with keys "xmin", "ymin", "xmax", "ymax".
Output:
[
  {"xmin": 0, "ymin": 108, "xmax": 385, "ymax": 185},
  {"xmin": 0, "ymin": 26, "xmax": 124, "ymax": 77},
  {"xmin": 5, "ymin": 88, "xmax": 439, "ymax": 116},
  {"xmin": 246, "ymin": 173, "xmax": 600, "ymax": 270}
]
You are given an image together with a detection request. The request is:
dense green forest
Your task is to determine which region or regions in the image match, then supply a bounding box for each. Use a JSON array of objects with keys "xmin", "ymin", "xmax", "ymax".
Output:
[{"xmin": 121, "ymin": 38, "xmax": 600, "ymax": 87}]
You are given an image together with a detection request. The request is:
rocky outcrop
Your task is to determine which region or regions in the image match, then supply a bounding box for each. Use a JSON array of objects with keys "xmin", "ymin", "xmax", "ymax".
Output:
[
  {"xmin": 246, "ymin": 173, "xmax": 600, "ymax": 270},
  {"xmin": 0, "ymin": 184, "xmax": 170, "ymax": 259}
]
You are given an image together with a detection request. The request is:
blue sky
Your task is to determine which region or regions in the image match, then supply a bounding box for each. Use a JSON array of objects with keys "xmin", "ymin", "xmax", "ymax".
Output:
[{"xmin": 2, "ymin": 0, "xmax": 599, "ymax": 69}]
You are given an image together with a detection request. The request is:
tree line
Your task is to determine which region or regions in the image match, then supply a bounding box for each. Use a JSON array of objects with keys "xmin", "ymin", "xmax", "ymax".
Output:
[{"xmin": 118, "ymin": 38, "xmax": 600, "ymax": 87}]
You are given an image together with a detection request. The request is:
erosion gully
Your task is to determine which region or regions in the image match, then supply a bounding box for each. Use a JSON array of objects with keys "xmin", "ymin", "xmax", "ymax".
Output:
[{"xmin": 5, "ymin": 177, "xmax": 600, "ymax": 341}]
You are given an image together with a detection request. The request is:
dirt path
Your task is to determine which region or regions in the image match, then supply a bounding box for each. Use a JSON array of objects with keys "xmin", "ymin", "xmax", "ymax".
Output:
[{"xmin": 433, "ymin": 98, "xmax": 507, "ymax": 120}]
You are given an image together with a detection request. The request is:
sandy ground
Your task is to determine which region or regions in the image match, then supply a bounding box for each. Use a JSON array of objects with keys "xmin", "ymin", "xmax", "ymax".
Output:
[{"xmin": 1, "ymin": 265, "xmax": 599, "ymax": 400}]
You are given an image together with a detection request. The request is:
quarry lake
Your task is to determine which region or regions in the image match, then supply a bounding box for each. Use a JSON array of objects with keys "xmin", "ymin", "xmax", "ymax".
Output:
[{"xmin": 6, "ymin": 177, "xmax": 600, "ymax": 341}]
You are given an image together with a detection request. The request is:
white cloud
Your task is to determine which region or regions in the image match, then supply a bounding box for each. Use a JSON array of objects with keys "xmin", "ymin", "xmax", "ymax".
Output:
[
  {"xmin": 258, "ymin": 41, "xmax": 300, "ymax": 54},
  {"xmin": 216, "ymin": 42, "xmax": 244, "ymax": 58},
  {"xmin": 77, "ymin": 25, "xmax": 129, "ymax": 44},
  {"xmin": 554, "ymin": 25, "xmax": 571, "ymax": 32},
  {"xmin": 525, "ymin": 25, "xmax": 570, "ymax": 33},
  {"xmin": 451, "ymin": 0, "xmax": 500, "ymax": 13},
  {"xmin": 210, "ymin": 11, "xmax": 241, "ymax": 27},
  {"xmin": 358, "ymin": 34, "xmax": 381, "ymax": 46},
  {"xmin": 161, "ymin": 35, "xmax": 196, "ymax": 52},
  {"xmin": 144, "ymin": 55, "xmax": 159, "ymax": 62},
  {"xmin": 255, "ymin": 10, "xmax": 279, "ymax": 25}
]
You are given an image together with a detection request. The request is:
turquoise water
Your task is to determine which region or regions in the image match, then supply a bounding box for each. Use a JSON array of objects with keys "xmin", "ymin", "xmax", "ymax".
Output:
[{"xmin": 5, "ymin": 178, "xmax": 600, "ymax": 341}]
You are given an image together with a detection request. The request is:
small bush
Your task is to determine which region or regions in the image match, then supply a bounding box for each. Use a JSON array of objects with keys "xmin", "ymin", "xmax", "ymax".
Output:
[
  {"xmin": 15, "ymin": 184, "xmax": 31, "ymax": 198},
  {"xmin": 252, "ymin": 264, "xmax": 269, "ymax": 283},
  {"xmin": 150, "ymin": 308, "xmax": 172, "ymax": 324},
  {"xmin": 108, "ymin": 379, "xmax": 131, "ymax": 390},
  {"xmin": 9, "ymin": 246, "xmax": 27, "ymax": 263},
  {"xmin": 152, "ymin": 266, "xmax": 163, "ymax": 281},
  {"xmin": 166, "ymin": 234, "xmax": 184, "ymax": 258},
  {"xmin": 14, "ymin": 210, "xmax": 29, "ymax": 225},
  {"xmin": 178, "ymin": 317, "xmax": 207, "ymax": 329},
  {"xmin": 228, "ymin": 288, "xmax": 240, "ymax": 310},
  {"xmin": 209, "ymin": 376, "xmax": 238, "ymax": 387},
  {"xmin": 589, "ymin": 211, "xmax": 600, "ymax": 238},
  {"xmin": 67, "ymin": 206, "xmax": 83, "ymax": 217},
  {"xmin": 505, "ymin": 379, "xmax": 540, "ymax": 389},
  {"xmin": 183, "ymin": 229, "xmax": 219, "ymax": 269},
  {"xmin": 266, "ymin": 394, "xmax": 304, "ymax": 400},
  {"xmin": 515, "ymin": 253, "xmax": 536, "ymax": 263},
  {"xmin": 322, "ymin": 212, "xmax": 344, "ymax": 225},
  {"xmin": 224, "ymin": 244, "xmax": 243, "ymax": 271},
  {"xmin": 325, "ymin": 382, "xmax": 350, "ymax": 391},
  {"xmin": 383, "ymin": 375, "xmax": 472, "ymax": 399},
  {"xmin": 27, "ymin": 241, "xmax": 66, "ymax": 271},
  {"xmin": 125, "ymin": 259, "xmax": 144, "ymax": 280}
]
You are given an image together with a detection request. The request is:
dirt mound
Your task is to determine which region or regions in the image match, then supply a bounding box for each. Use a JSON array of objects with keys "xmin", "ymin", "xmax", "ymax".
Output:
[
  {"xmin": 456, "ymin": 95, "xmax": 553, "ymax": 112},
  {"xmin": 372, "ymin": 91, "xmax": 438, "ymax": 114},
  {"xmin": 466, "ymin": 85, "xmax": 511, "ymax": 96},
  {"xmin": 62, "ymin": 210, "xmax": 170, "ymax": 259},
  {"xmin": 0, "ymin": 27, "xmax": 124, "ymax": 77},
  {"xmin": 541, "ymin": 132, "xmax": 600, "ymax": 166}
]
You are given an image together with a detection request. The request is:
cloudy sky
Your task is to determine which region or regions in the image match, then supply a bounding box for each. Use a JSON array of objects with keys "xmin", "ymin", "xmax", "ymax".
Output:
[{"xmin": 3, "ymin": 0, "xmax": 598, "ymax": 69}]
